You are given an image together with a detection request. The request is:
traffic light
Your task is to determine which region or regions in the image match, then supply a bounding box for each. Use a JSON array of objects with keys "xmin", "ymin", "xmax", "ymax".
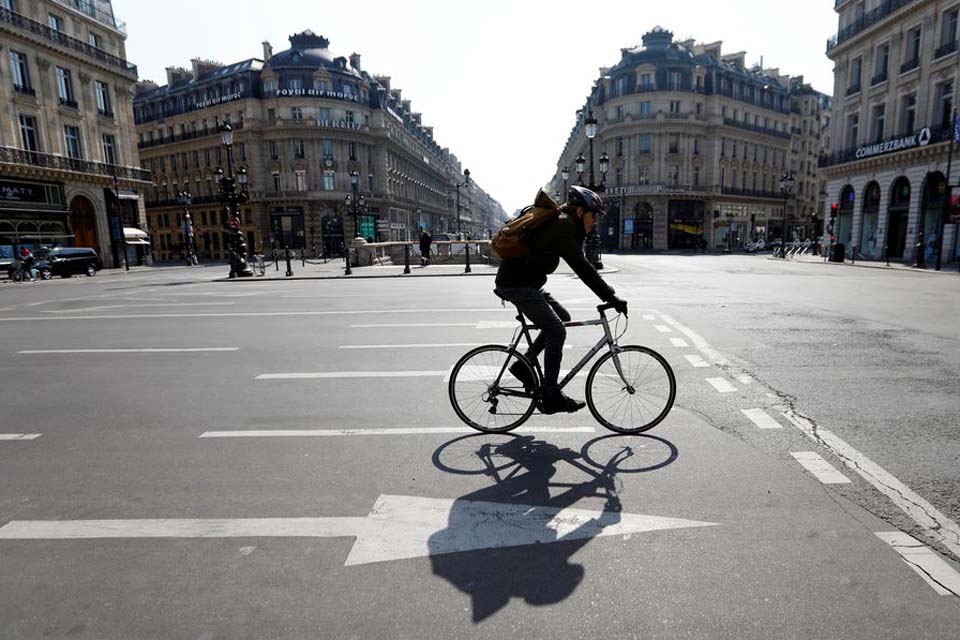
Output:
[{"xmin": 830, "ymin": 203, "xmax": 838, "ymax": 216}]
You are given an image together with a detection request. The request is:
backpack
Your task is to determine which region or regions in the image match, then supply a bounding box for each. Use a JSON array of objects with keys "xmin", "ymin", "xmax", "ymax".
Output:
[{"xmin": 491, "ymin": 190, "xmax": 561, "ymax": 260}]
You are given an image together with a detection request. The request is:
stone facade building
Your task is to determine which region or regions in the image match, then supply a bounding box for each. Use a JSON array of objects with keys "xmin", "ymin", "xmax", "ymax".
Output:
[
  {"xmin": 821, "ymin": 0, "xmax": 959, "ymax": 265},
  {"xmin": 553, "ymin": 27, "xmax": 830, "ymax": 252},
  {"xmin": 133, "ymin": 31, "xmax": 505, "ymax": 262},
  {"xmin": 0, "ymin": 0, "xmax": 150, "ymax": 269}
]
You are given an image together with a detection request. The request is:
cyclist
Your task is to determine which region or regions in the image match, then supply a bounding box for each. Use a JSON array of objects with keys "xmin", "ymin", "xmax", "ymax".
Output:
[{"xmin": 494, "ymin": 185, "xmax": 627, "ymax": 414}]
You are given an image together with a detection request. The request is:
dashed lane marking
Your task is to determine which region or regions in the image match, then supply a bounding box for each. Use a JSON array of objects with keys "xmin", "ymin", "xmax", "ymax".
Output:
[
  {"xmin": 654, "ymin": 325, "xmax": 673, "ymax": 333},
  {"xmin": 669, "ymin": 338, "xmax": 689, "ymax": 348},
  {"xmin": 642, "ymin": 314, "xmax": 655, "ymax": 321},
  {"xmin": 789, "ymin": 452, "xmax": 852, "ymax": 484},
  {"xmin": 740, "ymin": 408, "xmax": 783, "ymax": 429},
  {"xmin": 684, "ymin": 355, "xmax": 710, "ymax": 368},
  {"xmin": 257, "ymin": 371, "xmax": 448, "ymax": 380},
  {"xmin": 706, "ymin": 377, "xmax": 737, "ymax": 393},
  {"xmin": 200, "ymin": 426, "xmax": 597, "ymax": 438},
  {"xmin": 0, "ymin": 434, "xmax": 42, "ymax": 441},
  {"xmin": 876, "ymin": 531, "xmax": 960, "ymax": 596},
  {"xmin": 340, "ymin": 343, "xmax": 489, "ymax": 350},
  {"xmin": 18, "ymin": 348, "xmax": 240, "ymax": 354},
  {"xmin": 735, "ymin": 374, "xmax": 754, "ymax": 385}
]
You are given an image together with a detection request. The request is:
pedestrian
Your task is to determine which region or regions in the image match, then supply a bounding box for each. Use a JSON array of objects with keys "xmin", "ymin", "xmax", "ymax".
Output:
[
  {"xmin": 19, "ymin": 247, "xmax": 38, "ymax": 281},
  {"xmin": 419, "ymin": 229, "xmax": 432, "ymax": 266}
]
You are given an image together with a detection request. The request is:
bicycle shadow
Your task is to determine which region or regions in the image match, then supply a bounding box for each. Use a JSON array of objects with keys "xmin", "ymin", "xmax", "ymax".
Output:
[{"xmin": 429, "ymin": 433, "xmax": 678, "ymax": 622}]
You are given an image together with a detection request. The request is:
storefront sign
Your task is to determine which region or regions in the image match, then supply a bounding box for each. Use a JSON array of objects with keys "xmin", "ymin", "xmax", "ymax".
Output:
[
  {"xmin": 196, "ymin": 91, "xmax": 243, "ymax": 110},
  {"xmin": 276, "ymin": 88, "xmax": 361, "ymax": 102},
  {"xmin": 855, "ymin": 127, "xmax": 931, "ymax": 160},
  {"xmin": 0, "ymin": 181, "xmax": 46, "ymax": 203}
]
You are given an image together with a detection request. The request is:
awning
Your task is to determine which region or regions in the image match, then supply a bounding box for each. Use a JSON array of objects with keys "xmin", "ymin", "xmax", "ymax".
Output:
[
  {"xmin": 124, "ymin": 238, "xmax": 151, "ymax": 246},
  {"xmin": 111, "ymin": 189, "xmax": 140, "ymax": 201},
  {"xmin": 123, "ymin": 227, "xmax": 148, "ymax": 241}
]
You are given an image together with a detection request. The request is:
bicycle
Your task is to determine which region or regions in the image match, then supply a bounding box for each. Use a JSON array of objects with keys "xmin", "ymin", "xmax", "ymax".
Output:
[{"xmin": 448, "ymin": 302, "xmax": 676, "ymax": 435}]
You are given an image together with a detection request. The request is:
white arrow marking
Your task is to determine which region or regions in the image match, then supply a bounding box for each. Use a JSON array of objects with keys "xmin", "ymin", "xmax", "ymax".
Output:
[{"xmin": 0, "ymin": 495, "xmax": 718, "ymax": 566}]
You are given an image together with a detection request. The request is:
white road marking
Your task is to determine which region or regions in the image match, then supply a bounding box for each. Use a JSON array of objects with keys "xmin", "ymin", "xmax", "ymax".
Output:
[
  {"xmin": 351, "ymin": 323, "xmax": 476, "ymax": 328},
  {"xmin": 340, "ymin": 343, "xmax": 488, "ymax": 350},
  {"xmin": 669, "ymin": 338, "xmax": 689, "ymax": 348},
  {"xmin": 684, "ymin": 355, "xmax": 710, "ymax": 368},
  {"xmin": 257, "ymin": 371, "xmax": 449, "ymax": 380},
  {"xmin": 18, "ymin": 348, "xmax": 240, "ymax": 354},
  {"xmin": 642, "ymin": 314, "xmax": 655, "ymax": 321},
  {"xmin": 0, "ymin": 434, "xmax": 42, "ymax": 441},
  {"xmin": 789, "ymin": 452, "xmax": 851, "ymax": 484},
  {"xmin": 200, "ymin": 426, "xmax": 596, "ymax": 438},
  {"xmin": 740, "ymin": 408, "xmax": 783, "ymax": 430},
  {"xmin": 875, "ymin": 531, "xmax": 960, "ymax": 596},
  {"xmin": 735, "ymin": 374, "xmax": 754, "ymax": 385},
  {"xmin": 0, "ymin": 308, "xmax": 521, "ymax": 322},
  {"xmin": 0, "ymin": 494, "xmax": 718, "ymax": 567},
  {"xmin": 706, "ymin": 377, "xmax": 737, "ymax": 393},
  {"xmin": 660, "ymin": 315, "xmax": 728, "ymax": 366},
  {"xmin": 42, "ymin": 302, "xmax": 236, "ymax": 313},
  {"xmin": 780, "ymin": 409, "xmax": 960, "ymax": 559},
  {"xmin": 654, "ymin": 325, "xmax": 672, "ymax": 333}
]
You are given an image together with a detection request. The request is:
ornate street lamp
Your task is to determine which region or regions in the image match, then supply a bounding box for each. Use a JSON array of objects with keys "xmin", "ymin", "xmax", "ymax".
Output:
[
  {"xmin": 778, "ymin": 172, "xmax": 795, "ymax": 259},
  {"xmin": 455, "ymin": 168, "xmax": 470, "ymax": 238},
  {"xmin": 577, "ymin": 109, "xmax": 607, "ymax": 269},
  {"xmin": 176, "ymin": 190, "xmax": 198, "ymax": 266},
  {"xmin": 561, "ymin": 166, "xmax": 570, "ymax": 197},
  {"xmin": 215, "ymin": 123, "xmax": 253, "ymax": 277},
  {"xmin": 343, "ymin": 170, "xmax": 367, "ymax": 275}
]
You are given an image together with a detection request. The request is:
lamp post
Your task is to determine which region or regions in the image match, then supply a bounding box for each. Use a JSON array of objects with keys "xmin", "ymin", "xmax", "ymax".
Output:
[
  {"xmin": 176, "ymin": 191, "xmax": 198, "ymax": 266},
  {"xmin": 215, "ymin": 124, "xmax": 253, "ymax": 277},
  {"xmin": 454, "ymin": 168, "xmax": 470, "ymax": 239},
  {"xmin": 778, "ymin": 171, "xmax": 795, "ymax": 259},
  {"xmin": 561, "ymin": 166, "xmax": 570, "ymax": 198},
  {"xmin": 344, "ymin": 170, "xmax": 367, "ymax": 275},
  {"xmin": 575, "ymin": 110, "xmax": 608, "ymax": 269}
]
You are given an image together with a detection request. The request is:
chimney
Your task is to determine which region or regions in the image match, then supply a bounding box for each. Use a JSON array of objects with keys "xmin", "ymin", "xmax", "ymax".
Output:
[
  {"xmin": 165, "ymin": 66, "xmax": 192, "ymax": 86},
  {"xmin": 349, "ymin": 53, "xmax": 361, "ymax": 71},
  {"xmin": 375, "ymin": 75, "xmax": 391, "ymax": 91},
  {"xmin": 402, "ymin": 99, "xmax": 411, "ymax": 112},
  {"xmin": 262, "ymin": 41, "xmax": 273, "ymax": 61},
  {"xmin": 411, "ymin": 113, "xmax": 422, "ymax": 124}
]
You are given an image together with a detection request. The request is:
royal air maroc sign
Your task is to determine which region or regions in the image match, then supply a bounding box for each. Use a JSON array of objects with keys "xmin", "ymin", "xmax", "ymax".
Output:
[{"xmin": 855, "ymin": 127, "xmax": 932, "ymax": 160}]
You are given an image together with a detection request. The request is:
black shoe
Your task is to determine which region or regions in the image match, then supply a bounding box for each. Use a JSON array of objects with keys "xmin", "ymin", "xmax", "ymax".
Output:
[
  {"xmin": 539, "ymin": 390, "xmax": 586, "ymax": 414},
  {"xmin": 508, "ymin": 361, "xmax": 536, "ymax": 392}
]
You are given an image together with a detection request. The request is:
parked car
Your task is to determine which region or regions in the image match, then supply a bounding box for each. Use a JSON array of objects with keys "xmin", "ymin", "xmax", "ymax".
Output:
[{"xmin": 36, "ymin": 247, "xmax": 101, "ymax": 278}]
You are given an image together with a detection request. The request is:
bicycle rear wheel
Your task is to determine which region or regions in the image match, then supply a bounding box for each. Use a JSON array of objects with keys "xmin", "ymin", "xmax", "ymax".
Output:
[
  {"xmin": 448, "ymin": 345, "xmax": 538, "ymax": 433},
  {"xmin": 586, "ymin": 345, "xmax": 676, "ymax": 434}
]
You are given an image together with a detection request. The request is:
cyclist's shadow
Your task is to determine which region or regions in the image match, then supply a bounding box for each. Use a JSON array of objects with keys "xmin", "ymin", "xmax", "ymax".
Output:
[{"xmin": 429, "ymin": 434, "xmax": 676, "ymax": 623}]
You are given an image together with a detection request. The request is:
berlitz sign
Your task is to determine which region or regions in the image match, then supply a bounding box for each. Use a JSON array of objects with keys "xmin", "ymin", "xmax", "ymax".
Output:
[{"xmin": 855, "ymin": 127, "xmax": 932, "ymax": 160}]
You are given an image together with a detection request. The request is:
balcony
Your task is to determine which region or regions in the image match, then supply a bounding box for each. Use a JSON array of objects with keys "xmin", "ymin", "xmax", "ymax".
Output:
[
  {"xmin": 845, "ymin": 82, "xmax": 862, "ymax": 96},
  {"xmin": 720, "ymin": 186, "xmax": 787, "ymax": 199},
  {"xmin": 59, "ymin": 98, "xmax": 78, "ymax": 109},
  {"xmin": 899, "ymin": 58, "xmax": 919, "ymax": 74},
  {"xmin": 818, "ymin": 123, "xmax": 955, "ymax": 168},
  {"xmin": 0, "ymin": 7, "xmax": 137, "ymax": 78},
  {"xmin": 723, "ymin": 118, "xmax": 791, "ymax": 140},
  {"xmin": 146, "ymin": 195, "xmax": 221, "ymax": 208},
  {"xmin": 826, "ymin": 0, "xmax": 917, "ymax": 53},
  {"xmin": 0, "ymin": 146, "xmax": 151, "ymax": 182},
  {"xmin": 871, "ymin": 70, "xmax": 888, "ymax": 85},
  {"xmin": 138, "ymin": 122, "xmax": 244, "ymax": 150},
  {"xmin": 935, "ymin": 40, "xmax": 958, "ymax": 59},
  {"xmin": 13, "ymin": 85, "xmax": 36, "ymax": 96}
]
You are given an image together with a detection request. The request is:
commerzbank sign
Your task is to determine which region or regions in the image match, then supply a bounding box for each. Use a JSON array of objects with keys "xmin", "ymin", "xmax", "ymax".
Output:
[{"xmin": 855, "ymin": 127, "xmax": 932, "ymax": 159}]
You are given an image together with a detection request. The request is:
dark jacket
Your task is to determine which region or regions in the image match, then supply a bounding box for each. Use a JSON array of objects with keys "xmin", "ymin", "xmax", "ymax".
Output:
[
  {"xmin": 495, "ymin": 211, "xmax": 615, "ymax": 302},
  {"xmin": 419, "ymin": 232, "xmax": 432, "ymax": 253}
]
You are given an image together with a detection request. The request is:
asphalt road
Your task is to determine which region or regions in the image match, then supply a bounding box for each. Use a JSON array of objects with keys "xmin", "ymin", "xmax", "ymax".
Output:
[{"xmin": 0, "ymin": 255, "xmax": 958, "ymax": 639}]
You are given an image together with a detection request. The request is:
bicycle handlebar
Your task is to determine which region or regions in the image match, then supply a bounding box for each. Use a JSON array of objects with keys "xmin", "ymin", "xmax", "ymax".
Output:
[{"xmin": 597, "ymin": 301, "xmax": 627, "ymax": 317}]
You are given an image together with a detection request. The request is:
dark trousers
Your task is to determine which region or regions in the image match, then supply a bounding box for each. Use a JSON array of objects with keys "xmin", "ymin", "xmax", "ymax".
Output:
[{"xmin": 494, "ymin": 287, "xmax": 570, "ymax": 391}]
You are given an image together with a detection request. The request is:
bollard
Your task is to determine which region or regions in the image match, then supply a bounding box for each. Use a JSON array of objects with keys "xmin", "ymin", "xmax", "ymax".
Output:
[
  {"xmin": 464, "ymin": 237, "xmax": 472, "ymax": 274},
  {"xmin": 851, "ymin": 245, "xmax": 856, "ymax": 265},
  {"xmin": 403, "ymin": 243, "xmax": 411, "ymax": 274},
  {"xmin": 301, "ymin": 249, "xmax": 305, "ymax": 268},
  {"xmin": 284, "ymin": 246, "xmax": 293, "ymax": 277},
  {"xmin": 885, "ymin": 244, "xmax": 890, "ymax": 267},
  {"xmin": 344, "ymin": 246, "xmax": 352, "ymax": 275}
]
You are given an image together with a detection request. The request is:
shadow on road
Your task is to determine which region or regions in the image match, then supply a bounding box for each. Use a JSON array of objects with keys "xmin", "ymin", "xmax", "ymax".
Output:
[{"xmin": 429, "ymin": 432, "xmax": 678, "ymax": 622}]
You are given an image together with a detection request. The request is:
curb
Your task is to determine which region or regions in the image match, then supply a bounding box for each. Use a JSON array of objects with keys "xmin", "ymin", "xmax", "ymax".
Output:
[
  {"xmin": 788, "ymin": 257, "xmax": 960, "ymax": 275},
  {"xmin": 214, "ymin": 267, "xmax": 621, "ymax": 282}
]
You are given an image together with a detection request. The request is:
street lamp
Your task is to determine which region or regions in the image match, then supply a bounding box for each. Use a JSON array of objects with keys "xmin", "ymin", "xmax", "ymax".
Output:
[
  {"xmin": 778, "ymin": 172, "xmax": 795, "ymax": 258},
  {"xmin": 176, "ymin": 191, "xmax": 198, "ymax": 266},
  {"xmin": 343, "ymin": 170, "xmax": 367, "ymax": 275},
  {"xmin": 455, "ymin": 168, "xmax": 470, "ymax": 238},
  {"xmin": 561, "ymin": 166, "xmax": 570, "ymax": 197},
  {"xmin": 576, "ymin": 109, "xmax": 607, "ymax": 269},
  {"xmin": 215, "ymin": 123, "xmax": 253, "ymax": 277}
]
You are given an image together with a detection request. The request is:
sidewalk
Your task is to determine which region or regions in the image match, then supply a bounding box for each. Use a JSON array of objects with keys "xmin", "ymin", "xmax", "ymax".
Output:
[
  {"xmin": 234, "ymin": 256, "xmax": 499, "ymax": 280},
  {"xmin": 784, "ymin": 252, "xmax": 960, "ymax": 275}
]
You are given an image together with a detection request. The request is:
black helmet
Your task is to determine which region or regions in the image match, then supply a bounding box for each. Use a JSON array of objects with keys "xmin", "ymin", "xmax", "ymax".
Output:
[{"xmin": 567, "ymin": 185, "xmax": 606, "ymax": 215}]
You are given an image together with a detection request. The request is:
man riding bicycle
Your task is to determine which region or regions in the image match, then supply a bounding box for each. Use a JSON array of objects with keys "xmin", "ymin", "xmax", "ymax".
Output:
[{"xmin": 494, "ymin": 186, "xmax": 628, "ymax": 415}]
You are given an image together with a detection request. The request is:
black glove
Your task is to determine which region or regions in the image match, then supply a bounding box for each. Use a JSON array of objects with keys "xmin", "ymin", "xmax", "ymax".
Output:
[{"xmin": 610, "ymin": 296, "xmax": 628, "ymax": 316}]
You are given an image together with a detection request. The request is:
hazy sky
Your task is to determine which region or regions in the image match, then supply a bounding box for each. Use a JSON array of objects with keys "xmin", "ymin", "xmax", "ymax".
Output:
[{"xmin": 117, "ymin": 0, "xmax": 838, "ymax": 212}]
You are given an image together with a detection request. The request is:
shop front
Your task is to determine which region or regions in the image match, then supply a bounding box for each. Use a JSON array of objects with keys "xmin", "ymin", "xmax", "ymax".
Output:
[
  {"xmin": 0, "ymin": 179, "xmax": 71, "ymax": 265},
  {"xmin": 667, "ymin": 199, "xmax": 704, "ymax": 250}
]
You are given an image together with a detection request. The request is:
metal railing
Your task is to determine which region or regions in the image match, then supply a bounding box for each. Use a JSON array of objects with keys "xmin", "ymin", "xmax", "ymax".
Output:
[
  {"xmin": 900, "ymin": 58, "xmax": 919, "ymax": 73},
  {"xmin": 826, "ymin": 0, "xmax": 917, "ymax": 52},
  {"xmin": 53, "ymin": 0, "xmax": 126, "ymax": 33},
  {"xmin": 138, "ymin": 122, "xmax": 244, "ymax": 150},
  {"xmin": 845, "ymin": 83, "xmax": 862, "ymax": 96},
  {"xmin": 935, "ymin": 40, "xmax": 958, "ymax": 59},
  {"xmin": 720, "ymin": 186, "xmax": 787, "ymax": 199},
  {"xmin": 871, "ymin": 71, "xmax": 888, "ymax": 85},
  {"xmin": 0, "ymin": 7, "xmax": 136, "ymax": 77},
  {"xmin": 723, "ymin": 118, "xmax": 791, "ymax": 140},
  {"xmin": 0, "ymin": 146, "xmax": 151, "ymax": 182},
  {"xmin": 818, "ymin": 123, "xmax": 954, "ymax": 167}
]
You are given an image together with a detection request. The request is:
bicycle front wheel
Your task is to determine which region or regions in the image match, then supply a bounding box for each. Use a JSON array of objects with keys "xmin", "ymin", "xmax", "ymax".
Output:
[
  {"xmin": 449, "ymin": 345, "xmax": 538, "ymax": 433},
  {"xmin": 586, "ymin": 345, "xmax": 676, "ymax": 434}
]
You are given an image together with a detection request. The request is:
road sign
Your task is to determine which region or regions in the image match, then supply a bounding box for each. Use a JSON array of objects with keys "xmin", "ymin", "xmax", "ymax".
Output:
[{"xmin": 0, "ymin": 494, "xmax": 718, "ymax": 566}]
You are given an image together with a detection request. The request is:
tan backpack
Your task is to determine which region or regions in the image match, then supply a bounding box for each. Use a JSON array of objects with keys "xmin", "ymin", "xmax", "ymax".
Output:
[{"xmin": 490, "ymin": 190, "xmax": 561, "ymax": 260}]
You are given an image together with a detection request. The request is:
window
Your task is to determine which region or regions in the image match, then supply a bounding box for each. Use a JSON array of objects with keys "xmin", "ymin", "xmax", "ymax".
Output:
[
  {"xmin": 693, "ymin": 166, "xmax": 700, "ymax": 187},
  {"xmin": 290, "ymin": 106, "xmax": 303, "ymax": 121},
  {"xmin": 901, "ymin": 93, "xmax": 917, "ymax": 133},
  {"xmin": 871, "ymin": 104, "xmax": 885, "ymax": 142},
  {"xmin": 56, "ymin": 67, "xmax": 74, "ymax": 104},
  {"xmin": 936, "ymin": 81, "xmax": 954, "ymax": 129},
  {"xmin": 287, "ymin": 77, "xmax": 304, "ymax": 91},
  {"xmin": 638, "ymin": 166, "xmax": 650, "ymax": 185},
  {"xmin": 18, "ymin": 114, "xmax": 39, "ymax": 152},
  {"xmin": 668, "ymin": 71, "xmax": 681, "ymax": 91},
  {"xmin": 204, "ymin": 148, "xmax": 211, "ymax": 166},
  {"xmin": 263, "ymin": 79, "xmax": 275, "ymax": 94},
  {"xmin": 170, "ymin": 155, "xmax": 177, "ymax": 171},
  {"xmin": 294, "ymin": 139, "xmax": 305, "ymax": 159},
  {"xmin": 322, "ymin": 139, "xmax": 333, "ymax": 157},
  {"xmin": 669, "ymin": 136, "xmax": 679, "ymax": 153},
  {"xmin": 63, "ymin": 125, "xmax": 82, "ymax": 159},
  {"xmin": 640, "ymin": 73, "xmax": 653, "ymax": 91},
  {"xmin": 694, "ymin": 139, "xmax": 701, "ymax": 155},
  {"xmin": 616, "ymin": 77, "xmax": 626, "ymax": 96},
  {"xmin": 640, "ymin": 101, "xmax": 651, "ymax": 115},
  {"xmin": 638, "ymin": 134, "xmax": 651, "ymax": 154},
  {"xmin": 316, "ymin": 79, "xmax": 330, "ymax": 92},
  {"xmin": 2, "ymin": 0, "xmax": 16, "ymax": 10},
  {"xmin": 48, "ymin": 13, "xmax": 63, "ymax": 31},
  {"xmin": 671, "ymin": 166, "xmax": 680, "ymax": 186},
  {"xmin": 849, "ymin": 57, "xmax": 862, "ymax": 91},
  {"xmin": 270, "ymin": 141, "xmax": 279, "ymax": 159},
  {"xmin": 272, "ymin": 172, "xmax": 281, "ymax": 192},
  {"xmin": 89, "ymin": 32, "xmax": 101, "ymax": 49},
  {"xmin": 874, "ymin": 43, "xmax": 889, "ymax": 81},
  {"xmin": 349, "ymin": 142, "xmax": 357, "ymax": 160},
  {"xmin": 846, "ymin": 112, "xmax": 859, "ymax": 147},
  {"xmin": 95, "ymin": 81, "xmax": 112, "ymax": 115},
  {"xmin": 322, "ymin": 170, "xmax": 335, "ymax": 191},
  {"xmin": 318, "ymin": 108, "xmax": 331, "ymax": 123},
  {"xmin": 345, "ymin": 111, "xmax": 355, "ymax": 125},
  {"xmin": 669, "ymin": 100, "xmax": 681, "ymax": 113},
  {"xmin": 904, "ymin": 26, "xmax": 922, "ymax": 66},
  {"xmin": 941, "ymin": 8, "xmax": 959, "ymax": 47},
  {"xmin": 239, "ymin": 143, "xmax": 246, "ymax": 161},
  {"xmin": 615, "ymin": 138, "xmax": 623, "ymax": 157},
  {"xmin": 295, "ymin": 170, "xmax": 307, "ymax": 192},
  {"xmin": 215, "ymin": 146, "xmax": 222, "ymax": 165},
  {"xmin": 10, "ymin": 50, "xmax": 30, "ymax": 91},
  {"xmin": 615, "ymin": 105, "xmax": 623, "ymax": 119}
]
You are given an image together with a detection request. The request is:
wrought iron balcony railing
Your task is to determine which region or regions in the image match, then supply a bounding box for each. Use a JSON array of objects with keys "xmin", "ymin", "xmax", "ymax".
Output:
[
  {"xmin": 935, "ymin": 40, "xmax": 958, "ymax": 59},
  {"xmin": 0, "ymin": 146, "xmax": 151, "ymax": 182},
  {"xmin": 818, "ymin": 123, "xmax": 954, "ymax": 168},
  {"xmin": 0, "ymin": 7, "xmax": 137, "ymax": 78},
  {"xmin": 871, "ymin": 70, "xmax": 888, "ymax": 85},
  {"xmin": 723, "ymin": 118, "xmax": 791, "ymax": 140},
  {"xmin": 138, "ymin": 122, "xmax": 244, "ymax": 150},
  {"xmin": 826, "ymin": 0, "xmax": 917, "ymax": 53},
  {"xmin": 900, "ymin": 58, "xmax": 920, "ymax": 73}
]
